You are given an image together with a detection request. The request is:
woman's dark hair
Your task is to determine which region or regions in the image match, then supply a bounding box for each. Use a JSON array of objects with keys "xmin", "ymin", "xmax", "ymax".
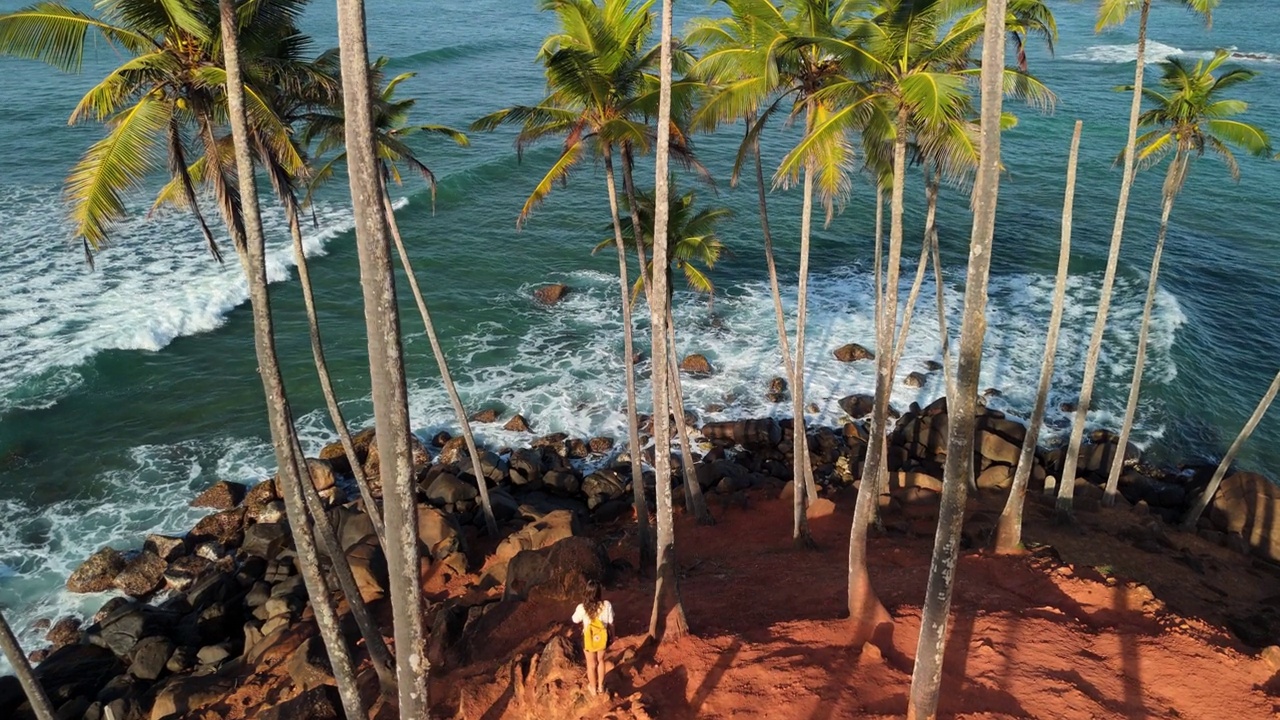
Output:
[{"xmin": 583, "ymin": 580, "xmax": 603, "ymax": 620}]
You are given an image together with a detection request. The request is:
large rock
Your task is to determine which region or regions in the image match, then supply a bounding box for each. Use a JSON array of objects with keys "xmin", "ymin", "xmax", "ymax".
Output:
[
  {"xmin": 700, "ymin": 418, "xmax": 782, "ymax": 447},
  {"xmin": 976, "ymin": 429, "xmax": 1021, "ymax": 466},
  {"xmin": 588, "ymin": 436, "xmax": 615, "ymax": 454},
  {"xmin": 317, "ymin": 439, "xmax": 353, "ymax": 476},
  {"xmin": 425, "ymin": 473, "xmax": 479, "ymax": 505},
  {"xmin": 241, "ymin": 522, "xmax": 289, "ymax": 560},
  {"xmin": 838, "ymin": 394, "xmax": 876, "ymax": 419},
  {"xmin": 976, "ymin": 464, "xmax": 1015, "ymax": 491},
  {"xmin": 346, "ymin": 536, "xmax": 387, "ymax": 603},
  {"xmin": 904, "ymin": 372, "xmax": 927, "ymax": 388},
  {"xmin": 1209, "ymin": 472, "xmax": 1280, "ymax": 562},
  {"xmin": 46, "ymin": 617, "xmax": 82, "ymax": 650},
  {"xmin": 418, "ymin": 505, "xmax": 465, "ymax": 560},
  {"xmin": 113, "ymin": 551, "xmax": 168, "ymax": 597},
  {"xmin": 128, "ymin": 636, "xmax": 174, "ymax": 681},
  {"xmin": 149, "ymin": 675, "xmax": 239, "ymax": 720},
  {"xmin": 361, "ymin": 433, "xmax": 431, "ymax": 493},
  {"xmin": 533, "ymin": 283, "xmax": 571, "ymax": 305},
  {"xmin": 833, "ymin": 343, "xmax": 874, "ymax": 362},
  {"xmin": 504, "ymin": 414, "xmax": 532, "ymax": 432},
  {"xmin": 508, "ymin": 448, "xmax": 542, "ymax": 487},
  {"xmin": 86, "ymin": 605, "xmax": 175, "ymax": 660},
  {"xmin": 22, "ymin": 645, "xmax": 123, "ymax": 708},
  {"xmin": 188, "ymin": 507, "xmax": 246, "ymax": 547},
  {"xmin": 68, "ymin": 548, "xmax": 127, "ymax": 593},
  {"xmin": 143, "ymin": 535, "xmax": 188, "ymax": 564},
  {"xmin": 680, "ymin": 354, "xmax": 714, "ymax": 375},
  {"xmin": 542, "ymin": 469, "xmax": 581, "ymax": 496},
  {"xmin": 164, "ymin": 555, "xmax": 213, "ymax": 593},
  {"xmin": 189, "ymin": 481, "xmax": 247, "ymax": 510},
  {"xmin": 471, "ymin": 408, "xmax": 500, "ymax": 423},
  {"xmin": 582, "ymin": 469, "xmax": 627, "ymax": 508}
]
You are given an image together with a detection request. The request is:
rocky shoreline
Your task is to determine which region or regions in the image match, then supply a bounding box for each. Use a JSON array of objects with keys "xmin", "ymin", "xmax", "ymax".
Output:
[{"xmin": 3, "ymin": 381, "xmax": 1279, "ymax": 719}]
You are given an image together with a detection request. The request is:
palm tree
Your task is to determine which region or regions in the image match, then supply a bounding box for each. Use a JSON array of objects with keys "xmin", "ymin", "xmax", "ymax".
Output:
[
  {"xmin": 907, "ymin": 0, "xmax": 1009, "ymax": 713},
  {"xmin": 0, "ymin": 0, "xmax": 310, "ymax": 262},
  {"xmin": 333, "ymin": 0, "xmax": 428, "ymax": 714},
  {"xmin": 647, "ymin": 0, "xmax": 689, "ymax": 643},
  {"xmin": 304, "ymin": 61, "xmax": 499, "ymax": 538},
  {"xmin": 686, "ymin": 0, "xmax": 822, "ymax": 509},
  {"xmin": 217, "ymin": 1, "xmax": 366, "ymax": 717},
  {"xmin": 0, "ymin": 610, "xmax": 55, "ymax": 720},
  {"xmin": 995, "ymin": 119, "xmax": 1082, "ymax": 553},
  {"xmin": 1055, "ymin": 0, "xmax": 1219, "ymax": 516},
  {"xmin": 1182, "ymin": 369, "xmax": 1280, "ymax": 529},
  {"xmin": 473, "ymin": 0, "xmax": 661, "ymax": 566},
  {"xmin": 1102, "ymin": 50, "xmax": 1272, "ymax": 505}
]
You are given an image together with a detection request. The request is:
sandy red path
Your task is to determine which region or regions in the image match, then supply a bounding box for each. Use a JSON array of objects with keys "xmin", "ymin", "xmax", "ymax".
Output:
[{"xmin": 442, "ymin": 490, "xmax": 1280, "ymax": 720}]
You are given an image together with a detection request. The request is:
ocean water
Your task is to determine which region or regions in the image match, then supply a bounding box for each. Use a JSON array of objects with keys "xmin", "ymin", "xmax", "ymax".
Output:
[{"xmin": 1, "ymin": 0, "xmax": 1279, "ymax": 667}]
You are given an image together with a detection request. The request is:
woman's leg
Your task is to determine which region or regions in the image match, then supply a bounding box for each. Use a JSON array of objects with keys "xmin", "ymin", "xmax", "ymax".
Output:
[
  {"xmin": 585, "ymin": 649, "xmax": 599, "ymax": 695},
  {"xmin": 596, "ymin": 650, "xmax": 607, "ymax": 693}
]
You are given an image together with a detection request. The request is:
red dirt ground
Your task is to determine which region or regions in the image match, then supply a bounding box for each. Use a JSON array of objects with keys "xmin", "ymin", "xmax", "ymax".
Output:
[{"xmin": 439, "ymin": 488, "xmax": 1280, "ymax": 720}]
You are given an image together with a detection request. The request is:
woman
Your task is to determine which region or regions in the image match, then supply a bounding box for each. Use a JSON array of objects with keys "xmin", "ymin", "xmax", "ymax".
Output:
[{"xmin": 571, "ymin": 580, "xmax": 614, "ymax": 696}]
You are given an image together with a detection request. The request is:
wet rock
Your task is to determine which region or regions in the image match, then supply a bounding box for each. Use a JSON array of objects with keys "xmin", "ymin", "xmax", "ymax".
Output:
[
  {"xmin": 244, "ymin": 479, "xmax": 279, "ymax": 507},
  {"xmin": 430, "ymin": 430, "xmax": 453, "ymax": 448},
  {"xmin": 582, "ymin": 469, "xmax": 628, "ymax": 509},
  {"xmin": 508, "ymin": 448, "xmax": 542, "ymax": 487},
  {"xmin": 904, "ymin": 372, "xmax": 927, "ymax": 388},
  {"xmin": 924, "ymin": 360, "xmax": 943, "ymax": 371},
  {"xmin": 188, "ymin": 507, "xmax": 246, "ymax": 547},
  {"xmin": 316, "ymin": 439, "xmax": 353, "ymax": 476},
  {"xmin": 833, "ymin": 343, "xmax": 875, "ymax": 362},
  {"xmin": 68, "ymin": 548, "xmax": 127, "ymax": 594},
  {"xmin": 87, "ymin": 605, "xmax": 175, "ymax": 660},
  {"xmin": 163, "ymin": 555, "xmax": 212, "ymax": 593},
  {"xmin": 190, "ymin": 481, "xmax": 247, "ymax": 510},
  {"xmin": 247, "ymin": 500, "xmax": 285, "ymax": 525},
  {"xmin": 436, "ymin": 435, "xmax": 468, "ymax": 466},
  {"xmin": 46, "ymin": 617, "xmax": 82, "ymax": 651},
  {"xmin": 504, "ymin": 414, "xmax": 531, "ymax": 432},
  {"xmin": 765, "ymin": 376, "xmax": 788, "ymax": 404},
  {"xmin": 113, "ymin": 552, "xmax": 167, "ymax": 598},
  {"xmin": 680, "ymin": 353, "xmax": 714, "ymax": 375},
  {"xmin": 143, "ymin": 535, "xmax": 188, "ymax": 564},
  {"xmin": 533, "ymin": 283, "xmax": 571, "ymax": 305},
  {"xmin": 588, "ymin": 436, "xmax": 615, "ymax": 454},
  {"xmin": 128, "ymin": 636, "xmax": 174, "ymax": 681},
  {"xmin": 566, "ymin": 438, "xmax": 590, "ymax": 459},
  {"xmin": 471, "ymin": 408, "xmax": 500, "ymax": 423}
]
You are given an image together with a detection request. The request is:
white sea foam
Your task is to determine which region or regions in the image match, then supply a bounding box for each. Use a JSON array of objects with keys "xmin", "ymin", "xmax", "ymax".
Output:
[
  {"xmin": 0, "ymin": 185, "xmax": 383, "ymax": 417},
  {"xmin": 1067, "ymin": 40, "xmax": 1186, "ymax": 65}
]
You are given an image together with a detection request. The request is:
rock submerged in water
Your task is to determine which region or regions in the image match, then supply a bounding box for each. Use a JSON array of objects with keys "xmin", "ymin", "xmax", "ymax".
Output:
[
  {"xmin": 533, "ymin": 283, "xmax": 570, "ymax": 305},
  {"xmin": 904, "ymin": 371, "xmax": 926, "ymax": 388},
  {"xmin": 833, "ymin": 343, "xmax": 875, "ymax": 362},
  {"xmin": 680, "ymin": 353, "xmax": 714, "ymax": 375},
  {"xmin": 68, "ymin": 547, "xmax": 127, "ymax": 593},
  {"xmin": 471, "ymin": 407, "xmax": 500, "ymax": 423},
  {"xmin": 504, "ymin": 414, "xmax": 531, "ymax": 432}
]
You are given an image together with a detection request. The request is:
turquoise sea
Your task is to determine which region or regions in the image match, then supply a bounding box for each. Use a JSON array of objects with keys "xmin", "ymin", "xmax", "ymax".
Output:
[{"xmin": 1, "ymin": 0, "xmax": 1278, "ymax": 665}]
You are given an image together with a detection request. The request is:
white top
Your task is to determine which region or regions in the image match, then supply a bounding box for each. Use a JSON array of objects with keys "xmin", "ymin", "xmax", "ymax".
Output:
[{"xmin": 572, "ymin": 600, "xmax": 614, "ymax": 627}]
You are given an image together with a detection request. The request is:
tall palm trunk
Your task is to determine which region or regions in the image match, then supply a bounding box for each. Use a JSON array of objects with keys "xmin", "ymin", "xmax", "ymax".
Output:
[
  {"xmin": 849, "ymin": 107, "xmax": 911, "ymax": 640},
  {"xmin": 381, "ymin": 183, "xmax": 499, "ymax": 536},
  {"xmin": 1103, "ymin": 150, "xmax": 1189, "ymax": 504},
  {"xmin": 908, "ymin": 1, "xmax": 1008, "ymax": 715},
  {"xmin": 666, "ymin": 310, "xmax": 715, "ymax": 524},
  {"xmin": 1057, "ymin": 0, "xmax": 1152, "ymax": 516},
  {"xmin": 996, "ymin": 120, "xmax": 1083, "ymax": 553},
  {"xmin": 791, "ymin": 158, "xmax": 815, "ymax": 547},
  {"xmin": 930, "ymin": 216, "xmax": 955, "ymax": 402},
  {"xmin": 603, "ymin": 147, "xmax": 654, "ymax": 568},
  {"xmin": 891, "ymin": 166, "xmax": 939, "ymax": 379},
  {"xmin": 220, "ymin": 2, "xmax": 365, "ymax": 717},
  {"xmin": 648, "ymin": 0, "xmax": 688, "ymax": 641},
  {"xmin": 748, "ymin": 122, "xmax": 819, "ymax": 505},
  {"xmin": 285, "ymin": 205, "xmax": 386, "ymax": 548},
  {"xmin": 618, "ymin": 151, "xmax": 712, "ymax": 524},
  {"xmin": 0, "ymin": 610, "xmax": 54, "ymax": 720},
  {"xmin": 1182, "ymin": 369, "xmax": 1280, "ymax": 529},
  {"xmin": 334, "ymin": 0, "xmax": 426, "ymax": 714}
]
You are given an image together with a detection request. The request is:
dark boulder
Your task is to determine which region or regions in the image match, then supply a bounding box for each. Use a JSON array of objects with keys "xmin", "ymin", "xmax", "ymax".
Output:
[
  {"xmin": 833, "ymin": 343, "xmax": 874, "ymax": 362},
  {"xmin": 533, "ymin": 283, "xmax": 571, "ymax": 305},
  {"xmin": 425, "ymin": 473, "xmax": 479, "ymax": 505}
]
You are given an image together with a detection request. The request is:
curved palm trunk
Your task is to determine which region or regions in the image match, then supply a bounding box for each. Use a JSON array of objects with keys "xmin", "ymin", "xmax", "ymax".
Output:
[
  {"xmin": 220, "ymin": 3, "xmax": 366, "ymax": 717},
  {"xmin": 1103, "ymin": 151, "xmax": 1189, "ymax": 504},
  {"xmin": 334, "ymin": 0, "xmax": 427, "ymax": 714},
  {"xmin": 0, "ymin": 611, "xmax": 54, "ymax": 720},
  {"xmin": 996, "ymin": 120, "xmax": 1083, "ymax": 553},
  {"xmin": 791, "ymin": 161, "xmax": 815, "ymax": 547},
  {"xmin": 382, "ymin": 186, "xmax": 499, "ymax": 536},
  {"xmin": 749, "ymin": 123, "xmax": 819, "ymax": 505},
  {"xmin": 648, "ymin": 0, "xmax": 689, "ymax": 642},
  {"xmin": 667, "ymin": 310, "xmax": 714, "ymax": 524},
  {"xmin": 1182, "ymin": 369, "xmax": 1280, "ymax": 529},
  {"xmin": 286, "ymin": 206, "xmax": 386, "ymax": 548},
  {"xmin": 1057, "ymin": 0, "xmax": 1152, "ymax": 517},
  {"xmin": 931, "ymin": 220, "xmax": 955, "ymax": 402},
  {"xmin": 603, "ymin": 148, "xmax": 654, "ymax": 569},
  {"xmin": 908, "ymin": 1, "xmax": 1008, "ymax": 714},
  {"xmin": 890, "ymin": 169, "xmax": 938, "ymax": 379},
  {"xmin": 849, "ymin": 109, "xmax": 910, "ymax": 639},
  {"xmin": 618, "ymin": 152, "xmax": 712, "ymax": 525}
]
